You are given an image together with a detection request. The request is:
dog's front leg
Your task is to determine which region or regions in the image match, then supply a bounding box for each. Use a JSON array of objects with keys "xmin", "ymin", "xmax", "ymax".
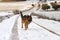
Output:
[{"xmin": 25, "ymin": 23, "xmax": 28, "ymax": 30}]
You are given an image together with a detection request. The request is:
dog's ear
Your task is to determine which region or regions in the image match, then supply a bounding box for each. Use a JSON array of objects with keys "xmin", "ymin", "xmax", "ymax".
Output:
[{"xmin": 13, "ymin": 10, "xmax": 19, "ymax": 15}]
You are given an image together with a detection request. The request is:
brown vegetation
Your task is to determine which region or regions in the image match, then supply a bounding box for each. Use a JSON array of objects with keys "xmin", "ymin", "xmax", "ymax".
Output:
[
  {"xmin": 42, "ymin": 4, "xmax": 50, "ymax": 10},
  {"xmin": 50, "ymin": 1, "xmax": 60, "ymax": 10}
]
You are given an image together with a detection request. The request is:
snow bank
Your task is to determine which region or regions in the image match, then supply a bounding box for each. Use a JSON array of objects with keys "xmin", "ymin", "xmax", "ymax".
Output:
[
  {"xmin": 33, "ymin": 18, "xmax": 60, "ymax": 35},
  {"xmin": 33, "ymin": 10, "xmax": 60, "ymax": 21},
  {"xmin": 0, "ymin": 15, "xmax": 19, "ymax": 40}
]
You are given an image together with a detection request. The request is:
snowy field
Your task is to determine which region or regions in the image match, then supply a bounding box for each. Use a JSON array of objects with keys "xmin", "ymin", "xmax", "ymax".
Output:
[
  {"xmin": 0, "ymin": 1, "xmax": 60, "ymax": 40},
  {"xmin": 0, "ymin": 13, "xmax": 60, "ymax": 40},
  {"xmin": 33, "ymin": 10, "xmax": 60, "ymax": 21}
]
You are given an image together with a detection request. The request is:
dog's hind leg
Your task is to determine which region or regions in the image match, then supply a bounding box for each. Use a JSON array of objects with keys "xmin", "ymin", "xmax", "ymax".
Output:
[
  {"xmin": 21, "ymin": 20, "xmax": 23, "ymax": 28},
  {"xmin": 22, "ymin": 23, "xmax": 23, "ymax": 28}
]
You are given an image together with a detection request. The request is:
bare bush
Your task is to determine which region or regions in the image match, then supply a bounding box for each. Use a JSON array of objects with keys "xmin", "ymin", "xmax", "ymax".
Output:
[
  {"xmin": 50, "ymin": 1, "xmax": 60, "ymax": 10},
  {"xmin": 41, "ymin": 4, "xmax": 50, "ymax": 10}
]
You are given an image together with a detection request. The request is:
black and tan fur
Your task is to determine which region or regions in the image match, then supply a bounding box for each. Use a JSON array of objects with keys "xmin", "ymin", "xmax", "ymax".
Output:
[
  {"xmin": 13, "ymin": 10, "xmax": 32, "ymax": 30},
  {"xmin": 20, "ymin": 11, "xmax": 32, "ymax": 30}
]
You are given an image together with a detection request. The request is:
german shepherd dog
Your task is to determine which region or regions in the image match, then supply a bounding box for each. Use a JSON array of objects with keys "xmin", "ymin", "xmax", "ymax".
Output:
[
  {"xmin": 13, "ymin": 10, "xmax": 32, "ymax": 30},
  {"xmin": 20, "ymin": 11, "xmax": 32, "ymax": 30}
]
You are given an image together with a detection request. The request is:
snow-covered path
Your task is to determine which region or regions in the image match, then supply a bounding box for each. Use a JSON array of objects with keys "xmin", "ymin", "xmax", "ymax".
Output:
[
  {"xmin": 0, "ymin": 15, "xmax": 19, "ymax": 40},
  {"xmin": 0, "ymin": 7, "xmax": 60, "ymax": 40},
  {"xmin": 0, "ymin": 14, "xmax": 60, "ymax": 40},
  {"xmin": 18, "ymin": 16, "xmax": 60, "ymax": 40},
  {"xmin": 9, "ymin": 15, "xmax": 19, "ymax": 40},
  {"xmin": 0, "ymin": 1, "xmax": 60, "ymax": 40}
]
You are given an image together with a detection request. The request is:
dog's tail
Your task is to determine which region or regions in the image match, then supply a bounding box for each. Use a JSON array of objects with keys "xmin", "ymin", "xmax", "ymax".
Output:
[{"xmin": 20, "ymin": 11, "xmax": 23, "ymax": 19}]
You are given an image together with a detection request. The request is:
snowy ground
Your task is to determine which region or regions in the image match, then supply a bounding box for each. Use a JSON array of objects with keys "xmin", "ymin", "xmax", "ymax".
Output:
[
  {"xmin": 0, "ymin": 1, "xmax": 60, "ymax": 40},
  {"xmin": 0, "ymin": 13, "xmax": 60, "ymax": 40},
  {"xmin": 0, "ymin": 15, "xmax": 19, "ymax": 40},
  {"xmin": 18, "ymin": 16, "xmax": 60, "ymax": 40}
]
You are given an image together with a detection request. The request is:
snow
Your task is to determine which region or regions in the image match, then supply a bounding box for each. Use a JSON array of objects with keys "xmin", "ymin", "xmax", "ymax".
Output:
[
  {"xmin": 0, "ymin": 11, "xmax": 13, "ymax": 16},
  {"xmin": 33, "ymin": 18, "xmax": 60, "ymax": 34},
  {"xmin": 33, "ymin": 10, "xmax": 60, "ymax": 20},
  {"xmin": 0, "ymin": 11, "xmax": 60, "ymax": 40},
  {"xmin": 0, "ymin": 15, "xmax": 19, "ymax": 40},
  {"xmin": 0, "ymin": 1, "xmax": 60, "ymax": 40},
  {"xmin": 18, "ymin": 16, "xmax": 60, "ymax": 40}
]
